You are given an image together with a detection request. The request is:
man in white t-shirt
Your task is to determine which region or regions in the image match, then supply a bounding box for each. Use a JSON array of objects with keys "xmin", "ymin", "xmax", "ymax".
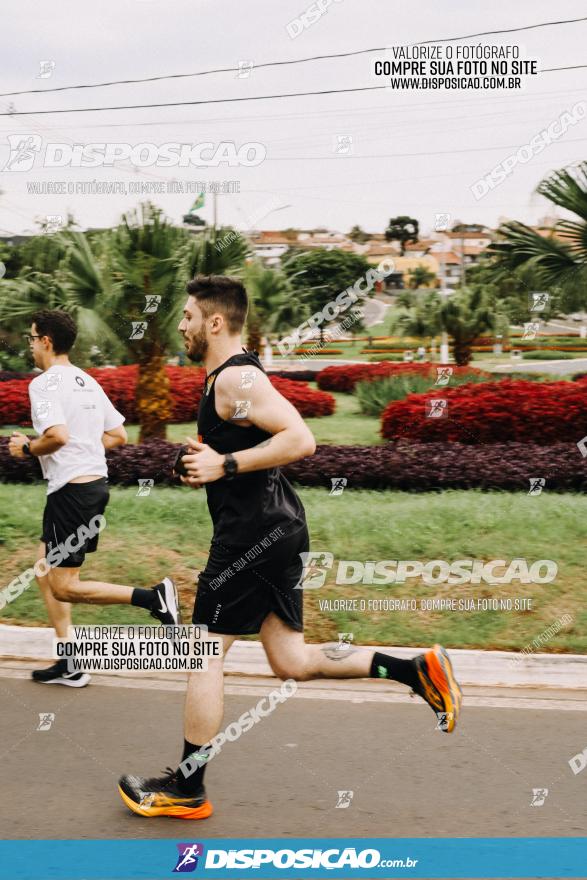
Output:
[{"xmin": 8, "ymin": 310, "xmax": 181, "ymax": 687}]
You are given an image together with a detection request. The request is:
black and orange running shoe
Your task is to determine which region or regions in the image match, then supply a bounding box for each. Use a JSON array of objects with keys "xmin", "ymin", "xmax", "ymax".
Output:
[
  {"xmin": 412, "ymin": 644, "xmax": 463, "ymax": 733},
  {"xmin": 118, "ymin": 768, "xmax": 213, "ymax": 820}
]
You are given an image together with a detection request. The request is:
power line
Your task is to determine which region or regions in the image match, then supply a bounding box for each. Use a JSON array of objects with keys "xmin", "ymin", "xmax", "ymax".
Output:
[
  {"xmin": 1, "ymin": 15, "xmax": 585, "ymax": 98},
  {"xmin": 2, "ymin": 65, "xmax": 586, "ymax": 118},
  {"xmin": 264, "ymin": 134, "xmax": 587, "ymax": 161},
  {"xmin": 0, "ymin": 83, "xmax": 581, "ymax": 132},
  {"xmin": 0, "ymin": 85, "xmax": 385, "ymax": 115}
]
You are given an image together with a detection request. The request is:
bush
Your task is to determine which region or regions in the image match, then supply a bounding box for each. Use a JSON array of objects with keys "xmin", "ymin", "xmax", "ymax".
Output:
[
  {"xmin": 293, "ymin": 348, "xmax": 343, "ymax": 356},
  {"xmin": 355, "ymin": 371, "xmax": 493, "ymax": 416},
  {"xmin": 0, "ymin": 364, "xmax": 336, "ymax": 425},
  {"xmin": 355, "ymin": 374, "xmax": 434, "ymax": 416},
  {"xmin": 1, "ymin": 437, "xmax": 584, "ymax": 492},
  {"xmin": 284, "ymin": 442, "xmax": 586, "ymax": 491},
  {"xmin": 317, "ymin": 362, "xmax": 489, "ymax": 393},
  {"xmin": 381, "ymin": 379, "xmax": 587, "ymax": 444},
  {"xmin": 521, "ymin": 350, "xmax": 574, "ymax": 360}
]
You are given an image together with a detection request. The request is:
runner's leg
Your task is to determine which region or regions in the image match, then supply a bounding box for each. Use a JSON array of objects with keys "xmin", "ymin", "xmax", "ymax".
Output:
[
  {"xmin": 184, "ymin": 633, "xmax": 237, "ymax": 743},
  {"xmin": 260, "ymin": 612, "xmax": 372, "ymax": 680},
  {"xmin": 260, "ymin": 612, "xmax": 462, "ymax": 732},
  {"xmin": 47, "ymin": 567, "xmax": 135, "ymax": 604},
  {"xmin": 35, "ymin": 542, "xmax": 71, "ymax": 638}
]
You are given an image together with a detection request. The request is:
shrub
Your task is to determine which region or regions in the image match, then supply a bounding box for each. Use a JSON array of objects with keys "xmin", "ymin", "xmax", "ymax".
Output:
[
  {"xmin": 293, "ymin": 348, "xmax": 343, "ymax": 356},
  {"xmin": 521, "ymin": 350, "xmax": 574, "ymax": 360},
  {"xmin": 355, "ymin": 371, "xmax": 493, "ymax": 416},
  {"xmin": 317, "ymin": 362, "xmax": 489, "ymax": 393},
  {"xmin": 355, "ymin": 374, "xmax": 434, "ymax": 416},
  {"xmin": 0, "ymin": 364, "xmax": 336, "ymax": 425},
  {"xmin": 381, "ymin": 379, "xmax": 587, "ymax": 444},
  {"xmin": 1, "ymin": 437, "xmax": 584, "ymax": 492},
  {"xmin": 284, "ymin": 442, "xmax": 586, "ymax": 491}
]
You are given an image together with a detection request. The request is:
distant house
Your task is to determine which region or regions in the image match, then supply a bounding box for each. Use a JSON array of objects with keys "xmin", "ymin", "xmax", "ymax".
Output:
[{"xmin": 248, "ymin": 231, "xmax": 294, "ymax": 264}]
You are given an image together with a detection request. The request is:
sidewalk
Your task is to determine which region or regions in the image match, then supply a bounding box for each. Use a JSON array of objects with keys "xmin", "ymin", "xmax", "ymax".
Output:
[{"xmin": 1, "ymin": 624, "xmax": 586, "ymax": 690}]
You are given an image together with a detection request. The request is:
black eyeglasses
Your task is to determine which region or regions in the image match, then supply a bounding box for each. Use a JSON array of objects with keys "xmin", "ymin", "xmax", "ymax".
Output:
[{"xmin": 24, "ymin": 334, "xmax": 41, "ymax": 343}]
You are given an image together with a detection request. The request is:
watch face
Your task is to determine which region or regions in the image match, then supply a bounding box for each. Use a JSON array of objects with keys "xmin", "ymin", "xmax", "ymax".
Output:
[{"xmin": 224, "ymin": 456, "xmax": 237, "ymax": 476}]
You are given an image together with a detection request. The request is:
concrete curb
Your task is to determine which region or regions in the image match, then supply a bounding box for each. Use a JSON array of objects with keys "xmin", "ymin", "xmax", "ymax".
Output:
[{"xmin": 1, "ymin": 624, "xmax": 585, "ymax": 689}]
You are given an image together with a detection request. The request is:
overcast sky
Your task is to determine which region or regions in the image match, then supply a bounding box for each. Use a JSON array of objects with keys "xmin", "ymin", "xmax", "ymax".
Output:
[{"xmin": 0, "ymin": 0, "xmax": 586, "ymax": 237}]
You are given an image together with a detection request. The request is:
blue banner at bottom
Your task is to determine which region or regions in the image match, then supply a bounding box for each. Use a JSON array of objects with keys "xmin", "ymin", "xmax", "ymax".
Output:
[{"xmin": 0, "ymin": 838, "xmax": 585, "ymax": 879}]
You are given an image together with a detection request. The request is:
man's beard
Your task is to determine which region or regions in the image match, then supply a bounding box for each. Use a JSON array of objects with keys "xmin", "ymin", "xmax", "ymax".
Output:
[{"xmin": 186, "ymin": 327, "xmax": 208, "ymax": 362}]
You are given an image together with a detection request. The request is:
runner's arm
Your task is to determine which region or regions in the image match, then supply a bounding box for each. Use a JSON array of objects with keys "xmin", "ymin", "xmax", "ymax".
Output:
[
  {"xmin": 9, "ymin": 425, "xmax": 68, "ymax": 458},
  {"xmin": 182, "ymin": 366, "xmax": 315, "ymax": 484},
  {"xmin": 102, "ymin": 424, "xmax": 128, "ymax": 449}
]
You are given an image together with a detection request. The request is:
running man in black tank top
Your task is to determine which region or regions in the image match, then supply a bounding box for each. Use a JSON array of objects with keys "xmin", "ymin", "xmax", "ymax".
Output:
[{"xmin": 118, "ymin": 275, "xmax": 463, "ymax": 821}]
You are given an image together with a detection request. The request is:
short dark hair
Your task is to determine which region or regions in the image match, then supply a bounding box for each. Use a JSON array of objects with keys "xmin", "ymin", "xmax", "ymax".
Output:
[
  {"xmin": 186, "ymin": 275, "xmax": 248, "ymax": 334},
  {"xmin": 32, "ymin": 309, "xmax": 77, "ymax": 354}
]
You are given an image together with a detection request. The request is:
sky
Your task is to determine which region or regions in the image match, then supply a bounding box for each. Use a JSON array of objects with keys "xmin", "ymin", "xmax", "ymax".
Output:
[{"xmin": 0, "ymin": 0, "xmax": 586, "ymax": 237}]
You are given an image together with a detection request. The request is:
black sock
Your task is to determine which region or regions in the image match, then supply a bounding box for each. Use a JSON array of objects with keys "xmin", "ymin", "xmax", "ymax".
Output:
[
  {"xmin": 55, "ymin": 656, "xmax": 69, "ymax": 672},
  {"xmin": 130, "ymin": 588, "xmax": 155, "ymax": 610},
  {"xmin": 370, "ymin": 651, "xmax": 419, "ymax": 690},
  {"xmin": 177, "ymin": 739, "xmax": 208, "ymax": 794}
]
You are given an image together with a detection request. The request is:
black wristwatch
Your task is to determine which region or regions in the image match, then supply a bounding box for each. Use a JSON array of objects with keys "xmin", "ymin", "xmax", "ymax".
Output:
[
  {"xmin": 223, "ymin": 453, "xmax": 238, "ymax": 480},
  {"xmin": 22, "ymin": 442, "xmax": 32, "ymax": 457}
]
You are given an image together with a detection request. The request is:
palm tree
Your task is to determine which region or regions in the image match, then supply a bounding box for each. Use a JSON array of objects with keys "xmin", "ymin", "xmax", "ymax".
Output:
[
  {"xmin": 488, "ymin": 163, "xmax": 587, "ymax": 312},
  {"xmin": 439, "ymin": 287, "xmax": 495, "ymax": 365},
  {"xmin": 179, "ymin": 225, "xmax": 250, "ymax": 278},
  {"xmin": 407, "ymin": 265, "xmax": 436, "ymax": 289},
  {"xmin": 0, "ymin": 206, "xmax": 250, "ymax": 440},
  {"xmin": 243, "ymin": 261, "xmax": 310, "ymax": 352},
  {"xmin": 395, "ymin": 289, "xmax": 494, "ymax": 365}
]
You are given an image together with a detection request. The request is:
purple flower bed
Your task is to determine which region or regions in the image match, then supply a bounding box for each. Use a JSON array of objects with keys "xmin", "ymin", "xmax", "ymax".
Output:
[
  {"xmin": 0, "ymin": 437, "xmax": 584, "ymax": 491},
  {"xmin": 285, "ymin": 443, "xmax": 586, "ymax": 491}
]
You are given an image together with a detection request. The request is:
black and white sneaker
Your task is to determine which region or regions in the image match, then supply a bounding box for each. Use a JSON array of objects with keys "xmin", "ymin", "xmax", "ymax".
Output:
[
  {"xmin": 32, "ymin": 661, "xmax": 90, "ymax": 688},
  {"xmin": 151, "ymin": 577, "xmax": 181, "ymax": 625}
]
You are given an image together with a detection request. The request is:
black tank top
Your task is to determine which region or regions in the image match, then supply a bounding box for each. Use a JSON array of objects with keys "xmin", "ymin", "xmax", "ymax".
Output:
[{"xmin": 197, "ymin": 349, "xmax": 307, "ymax": 548}]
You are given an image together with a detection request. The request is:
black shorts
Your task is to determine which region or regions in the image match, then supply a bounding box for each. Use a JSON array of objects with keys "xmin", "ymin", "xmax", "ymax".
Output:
[
  {"xmin": 192, "ymin": 524, "xmax": 309, "ymax": 635},
  {"xmin": 40, "ymin": 478, "xmax": 110, "ymax": 569}
]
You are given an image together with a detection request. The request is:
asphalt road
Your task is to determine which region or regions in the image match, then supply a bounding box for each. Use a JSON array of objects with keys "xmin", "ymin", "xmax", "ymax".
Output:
[{"xmin": 0, "ymin": 673, "xmax": 585, "ymax": 841}]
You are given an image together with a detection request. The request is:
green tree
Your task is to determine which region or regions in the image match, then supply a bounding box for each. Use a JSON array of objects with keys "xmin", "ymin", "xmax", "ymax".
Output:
[
  {"xmin": 243, "ymin": 261, "xmax": 306, "ymax": 352},
  {"xmin": 407, "ymin": 265, "xmax": 436, "ymax": 289},
  {"xmin": 396, "ymin": 288, "xmax": 495, "ymax": 365},
  {"xmin": 488, "ymin": 163, "xmax": 587, "ymax": 313},
  {"xmin": 384, "ymin": 216, "xmax": 419, "ymax": 254},
  {"xmin": 439, "ymin": 287, "xmax": 495, "ymax": 365},
  {"xmin": 0, "ymin": 205, "xmax": 249, "ymax": 440},
  {"xmin": 282, "ymin": 248, "xmax": 373, "ymax": 342},
  {"xmin": 348, "ymin": 225, "xmax": 370, "ymax": 243}
]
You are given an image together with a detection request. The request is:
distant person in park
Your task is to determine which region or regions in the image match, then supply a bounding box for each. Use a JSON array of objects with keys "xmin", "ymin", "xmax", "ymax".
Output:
[
  {"xmin": 118, "ymin": 275, "xmax": 463, "ymax": 821},
  {"xmin": 7, "ymin": 310, "xmax": 181, "ymax": 688}
]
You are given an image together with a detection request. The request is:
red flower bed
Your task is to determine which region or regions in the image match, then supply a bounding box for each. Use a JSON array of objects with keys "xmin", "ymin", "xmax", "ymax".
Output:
[
  {"xmin": 317, "ymin": 362, "xmax": 488, "ymax": 393},
  {"xmin": 0, "ymin": 365, "xmax": 335, "ymax": 425},
  {"xmin": 381, "ymin": 379, "xmax": 587, "ymax": 444}
]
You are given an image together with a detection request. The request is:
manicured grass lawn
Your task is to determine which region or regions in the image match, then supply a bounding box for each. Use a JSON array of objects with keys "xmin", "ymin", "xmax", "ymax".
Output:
[{"xmin": 1, "ymin": 483, "xmax": 585, "ymax": 653}]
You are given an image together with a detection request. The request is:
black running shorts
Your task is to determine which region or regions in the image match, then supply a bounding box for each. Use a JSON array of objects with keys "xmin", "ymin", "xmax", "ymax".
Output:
[
  {"xmin": 40, "ymin": 478, "xmax": 110, "ymax": 568},
  {"xmin": 192, "ymin": 524, "xmax": 309, "ymax": 635}
]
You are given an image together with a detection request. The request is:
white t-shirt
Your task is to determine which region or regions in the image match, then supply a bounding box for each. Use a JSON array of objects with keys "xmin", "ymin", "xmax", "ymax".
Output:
[{"xmin": 28, "ymin": 364, "xmax": 125, "ymax": 495}]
